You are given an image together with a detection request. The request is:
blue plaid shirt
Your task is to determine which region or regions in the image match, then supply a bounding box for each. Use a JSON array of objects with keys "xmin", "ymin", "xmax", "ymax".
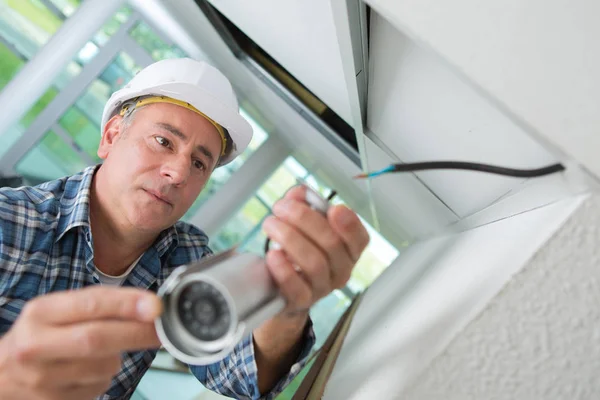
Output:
[{"xmin": 0, "ymin": 165, "xmax": 314, "ymax": 400}]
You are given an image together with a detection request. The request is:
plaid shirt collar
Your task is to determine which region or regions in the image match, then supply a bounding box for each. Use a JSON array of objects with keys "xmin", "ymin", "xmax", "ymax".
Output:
[{"xmin": 54, "ymin": 164, "xmax": 179, "ymax": 261}]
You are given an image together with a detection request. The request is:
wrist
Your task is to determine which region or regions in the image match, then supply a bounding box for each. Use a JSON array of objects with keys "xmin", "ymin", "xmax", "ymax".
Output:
[
  {"xmin": 275, "ymin": 310, "xmax": 310, "ymax": 331},
  {"xmin": 255, "ymin": 311, "xmax": 309, "ymax": 344}
]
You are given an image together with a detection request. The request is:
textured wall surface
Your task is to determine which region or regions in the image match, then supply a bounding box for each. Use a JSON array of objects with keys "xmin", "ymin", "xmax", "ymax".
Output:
[
  {"xmin": 323, "ymin": 195, "xmax": 584, "ymax": 400},
  {"xmin": 402, "ymin": 195, "xmax": 600, "ymax": 400}
]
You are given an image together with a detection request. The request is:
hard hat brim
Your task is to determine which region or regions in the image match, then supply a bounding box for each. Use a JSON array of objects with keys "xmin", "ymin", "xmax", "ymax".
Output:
[{"xmin": 102, "ymin": 81, "xmax": 253, "ymax": 166}]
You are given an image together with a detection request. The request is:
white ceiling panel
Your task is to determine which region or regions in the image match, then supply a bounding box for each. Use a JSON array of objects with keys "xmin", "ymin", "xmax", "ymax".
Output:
[
  {"xmin": 206, "ymin": 0, "xmax": 353, "ymax": 124},
  {"xmin": 366, "ymin": 12, "xmax": 559, "ymax": 217},
  {"xmin": 365, "ymin": 0, "xmax": 600, "ymax": 179},
  {"xmin": 363, "ymin": 136, "xmax": 459, "ymax": 240}
]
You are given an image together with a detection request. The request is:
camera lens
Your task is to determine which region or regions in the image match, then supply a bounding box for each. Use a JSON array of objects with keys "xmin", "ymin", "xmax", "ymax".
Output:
[{"xmin": 177, "ymin": 281, "xmax": 231, "ymax": 341}]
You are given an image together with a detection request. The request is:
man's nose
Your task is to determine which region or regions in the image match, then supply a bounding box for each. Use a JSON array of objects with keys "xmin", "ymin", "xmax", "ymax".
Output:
[{"xmin": 161, "ymin": 154, "xmax": 190, "ymax": 185}]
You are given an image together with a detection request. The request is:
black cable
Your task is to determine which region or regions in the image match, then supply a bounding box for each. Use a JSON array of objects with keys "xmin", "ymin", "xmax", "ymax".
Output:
[{"xmin": 354, "ymin": 161, "xmax": 565, "ymax": 179}]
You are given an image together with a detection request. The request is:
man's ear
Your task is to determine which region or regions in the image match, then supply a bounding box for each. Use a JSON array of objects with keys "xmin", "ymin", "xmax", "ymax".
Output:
[{"xmin": 98, "ymin": 115, "xmax": 124, "ymax": 160}]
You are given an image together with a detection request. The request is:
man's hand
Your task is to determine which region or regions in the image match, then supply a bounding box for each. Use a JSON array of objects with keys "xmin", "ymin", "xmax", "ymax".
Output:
[
  {"xmin": 263, "ymin": 185, "xmax": 370, "ymax": 317},
  {"xmin": 0, "ymin": 286, "xmax": 162, "ymax": 400}
]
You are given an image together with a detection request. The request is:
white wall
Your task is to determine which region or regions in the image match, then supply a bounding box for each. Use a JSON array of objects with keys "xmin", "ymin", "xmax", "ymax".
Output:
[
  {"xmin": 400, "ymin": 194, "xmax": 600, "ymax": 400},
  {"xmin": 366, "ymin": 11, "xmax": 559, "ymax": 218},
  {"xmin": 323, "ymin": 194, "xmax": 586, "ymax": 399}
]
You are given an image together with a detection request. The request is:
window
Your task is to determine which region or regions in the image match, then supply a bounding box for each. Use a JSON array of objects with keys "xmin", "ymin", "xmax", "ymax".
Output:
[
  {"xmin": 0, "ymin": 0, "xmax": 64, "ymax": 58},
  {"xmin": 47, "ymin": 0, "xmax": 82, "ymax": 18},
  {"xmin": 14, "ymin": 50, "xmax": 144, "ymax": 184},
  {"xmin": 0, "ymin": 5, "xmax": 134, "ymax": 161},
  {"xmin": 15, "ymin": 130, "xmax": 86, "ymax": 184},
  {"xmin": 129, "ymin": 21, "xmax": 186, "ymax": 61}
]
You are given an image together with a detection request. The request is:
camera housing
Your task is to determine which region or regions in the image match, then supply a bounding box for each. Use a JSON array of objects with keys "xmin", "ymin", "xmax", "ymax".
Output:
[{"xmin": 155, "ymin": 185, "xmax": 331, "ymax": 365}]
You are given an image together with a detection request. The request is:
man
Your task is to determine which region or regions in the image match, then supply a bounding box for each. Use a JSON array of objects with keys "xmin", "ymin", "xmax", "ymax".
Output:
[{"xmin": 0, "ymin": 58, "xmax": 369, "ymax": 399}]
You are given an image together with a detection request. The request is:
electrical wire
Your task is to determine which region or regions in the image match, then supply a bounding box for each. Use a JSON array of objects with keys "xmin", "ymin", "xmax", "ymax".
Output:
[
  {"xmin": 262, "ymin": 162, "xmax": 564, "ymax": 255},
  {"xmin": 353, "ymin": 161, "xmax": 565, "ymax": 180}
]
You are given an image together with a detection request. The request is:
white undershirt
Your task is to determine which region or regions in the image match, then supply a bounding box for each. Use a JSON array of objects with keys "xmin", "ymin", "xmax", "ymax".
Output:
[{"xmin": 95, "ymin": 254, "xmax": 143, "ymax": 286}]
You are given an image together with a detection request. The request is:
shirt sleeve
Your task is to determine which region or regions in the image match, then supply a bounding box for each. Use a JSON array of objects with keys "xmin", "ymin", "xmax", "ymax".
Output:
[{"xmin": 189, "ymin": 318, "xmax": 316, "ymax": 400}]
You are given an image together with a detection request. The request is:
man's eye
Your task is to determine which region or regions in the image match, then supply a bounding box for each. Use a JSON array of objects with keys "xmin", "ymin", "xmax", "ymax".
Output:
[
  {"xmin": 193, "ymin": 160, "xmax": 205, "ymax": 170},
  {"xmin": 155, "ymin": 136, "xmax": 170, "ymax": 147}
]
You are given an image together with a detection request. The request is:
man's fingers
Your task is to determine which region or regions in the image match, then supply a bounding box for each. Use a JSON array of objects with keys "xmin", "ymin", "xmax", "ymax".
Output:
[
  {"xmin": 328, "ymin": 205, "xmax": 370, "ymax": 262},
  {"xmin": 266, "ymin": 250, "xmax": 313, "ymax": 311},
  {"xmin": 284, "ymin": 185, "xmax": 369, "ymax": 262},
  {"xmin": 282, "ymin": 185, "xmax": 307, "ymax": 201},
  {"xmin": 272, "ymin": 198, "xmax": 354, "ymax": 288},
  {"xmin": 17, "ymin": 321, "xmax": 160, "ymax": 362},
  {"xmin": 22, "ymin": 287, "xmax": 162, "ymax": 325},
  {"xmin": 263, "ymin": 216, "xmax": 330, "ymax": 297}
]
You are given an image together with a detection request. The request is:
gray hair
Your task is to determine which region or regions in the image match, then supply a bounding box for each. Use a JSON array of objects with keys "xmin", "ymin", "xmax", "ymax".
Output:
[{"xmin": 119, "ymin": 103, "xmax": 146, "ymax": 131}]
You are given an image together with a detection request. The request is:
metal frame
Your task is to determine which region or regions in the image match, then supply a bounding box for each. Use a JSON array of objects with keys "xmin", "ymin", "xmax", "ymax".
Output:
[
  {"xmin": 0, "ymin": 35, "xmax": 27, "ymax": 62},
  {"xmin": 242, "ymin": 57, "xmax": 362, "ymax": 167},
  {"xmin": 121, "ymin": 36, "xmax": 157, "ymax": 66},
  {"xmin": 330, "ymin": 0, "xmax": 380, "ymax": 229},
  {"xmin": 38, "ymin": 0, "xmax": 68, "ymax": 21},
  {"xmin": 0, "ymin": 13, "xmax": 158, "ymax": 174}
]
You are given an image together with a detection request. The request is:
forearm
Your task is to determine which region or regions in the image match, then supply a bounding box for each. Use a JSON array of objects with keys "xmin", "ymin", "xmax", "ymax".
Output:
[{"xmin": 252, "ymin": 311, "xmax": 309, "ymax": 395}]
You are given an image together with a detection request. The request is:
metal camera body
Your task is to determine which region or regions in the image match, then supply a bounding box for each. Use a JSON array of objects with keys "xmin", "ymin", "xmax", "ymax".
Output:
[{"xmin": 155, "ymin": 185, "xmax": 331, "ymax": 366}]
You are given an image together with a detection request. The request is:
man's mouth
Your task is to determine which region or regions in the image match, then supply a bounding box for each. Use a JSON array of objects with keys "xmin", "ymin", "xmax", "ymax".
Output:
[{"xmin": 144, "ymin": 189, "xmax": 173, "ymax": 206}]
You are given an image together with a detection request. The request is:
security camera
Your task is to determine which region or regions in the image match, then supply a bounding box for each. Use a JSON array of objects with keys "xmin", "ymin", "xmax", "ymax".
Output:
[{"xmin": 155, "ymin": 185, "xmax": 332, "ymax": 365}]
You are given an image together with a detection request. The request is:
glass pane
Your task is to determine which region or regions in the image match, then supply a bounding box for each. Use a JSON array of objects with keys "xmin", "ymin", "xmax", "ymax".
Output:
[
  {"xmin": 15, "ymin": 130, "xmax": 86, "ymax": 184},
  {"xmin": 348, "ymin": 220, "xmax": 399, "ymax": 292},
  {"xmin": 283, "ymin": 156, "xmax": 309, "ymax": 178},
  {"xmin": 0, "ymin": 0, "xmax": 62, "ymax": 57},
  {"xmin": 257, "ymin": 159, "xmax": 299, "ymax": 208},
  {"xmin": 211, "ymin": 197, "xmax": 270, "ymax": 252},
  {"xmin": 91, "ymin": 6, "xmax": 132, "ymax": 47},
  {"xmin": 239, "ymin": 227, "xmax": 268, "ymax": 255},
  {"xmin": 53, "ymin": 61, "xmax": 83, "ymax": 91},
  {"xmin": 0, "ymin": 40, "xmax": 25, "ymax": 90},
  {"xmin": 96, "ymin": 52, "xmax": 143, "ymax": 94},
  {"xmin": 55, "ymin": 52, "xmax": 143, "ymax": 161},
  {"xmin": 0, "ymin": 5, "xmax": 128, "ymax": 160},
  {"xmin": 310, "ymin": 290, "xmax": 352, "ymax": 348},
  {"xmin": 21, "ymin": 86, "xmax": 60, "ymax": 128},
  {"xmin": 0, "ymin": 124, "xmax": 25, "ymax": 160},
  {"xmin": 0, "ymin": 58, "xmax": 82, "ymax": 160},
  {"xmin": 129, "ymin": 21, "xmax": 186, "ymax": 62},
  {"xmin": 47, "ymin": 0, "xmax": 81, "ymax": 18},
  {"xmin": 58, "ymin": 106, "xmax": 101, "ymax": 162},
  {"xmin": 240, "ymin": 109, "xmax": 269, "ymax": 154},
  {"xmin": 224, "ymin": 110, "xmax": 270, "ymax": 171}
]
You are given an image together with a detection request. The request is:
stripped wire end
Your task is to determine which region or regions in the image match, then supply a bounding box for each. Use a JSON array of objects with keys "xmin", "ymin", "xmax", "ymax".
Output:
[
  {"xmin": 352, "ymin": 165, "xmax": 395, "ymax": 180},
  {"xmin": 352, "ymin": 173, "xmax": 370, "ymax": 180}
]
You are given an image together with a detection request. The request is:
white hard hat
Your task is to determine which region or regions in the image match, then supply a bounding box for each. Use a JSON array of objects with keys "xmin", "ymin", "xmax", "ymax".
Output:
[{"xmin": 101, "ymin": 58, "xmax": 253, "ymax": 166}]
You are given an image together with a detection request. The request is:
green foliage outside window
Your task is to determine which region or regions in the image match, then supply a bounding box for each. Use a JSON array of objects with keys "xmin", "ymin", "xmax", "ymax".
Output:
[
  {"xmin": 4, "ymin": 0, "xmax": 62, "ymax": 36},
  {"xmin": 129, "ymin": 21, "xmax": 186, "ymax": 61},
  {"xmin": 0, "ymin": 42, "xmax": 24, "ymax": 90}
]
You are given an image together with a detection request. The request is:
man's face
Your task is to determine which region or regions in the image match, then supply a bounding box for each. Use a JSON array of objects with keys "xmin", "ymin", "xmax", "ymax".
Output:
[{"xmin": 97, "ymin": 102, "xmax": 223, "ymax": 232}]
